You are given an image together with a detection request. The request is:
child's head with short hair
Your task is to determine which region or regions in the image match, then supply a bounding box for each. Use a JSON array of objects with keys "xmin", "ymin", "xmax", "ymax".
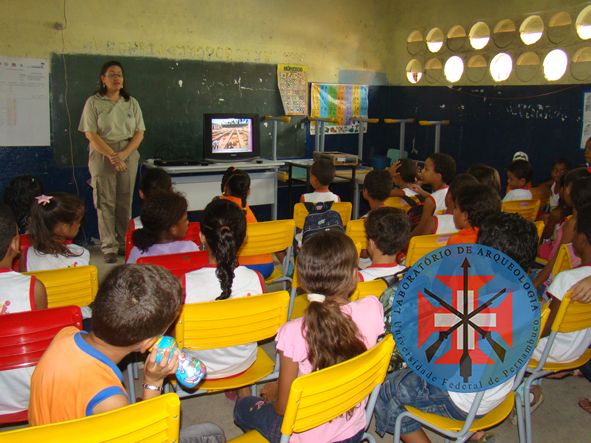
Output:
[
  {"xmin": 221, "ymin": 167, "xmax": 251, "ymax": 208},
  {"xmin": 365, "ymin": 207, "xmax": 409, "ymax": 259},
  {"xmin": 571, "ymin": 176, "xmax": 591, "ymax": 212},
  {"xmin": 550, "ymin": 159, "xmax": 570, "ymax": 184},
  {"xmin": 574, "ymin": 204, "xmax": 591, "ymax": 260},
  {"xmin": 392, "ymin": 159, "xmax": 417, "ymax": 187},
  {"xmin": 453, "ymin": 183, "xmax": 501, "ymax": 230},
  {"xmin": 363, "ymin": 170, "xmax": 393, "ymax": 208},
  {"xmin": 132, "ymin": 191, "xmax": 189, "ymax": 252},
  {"xmin": 3, "ymin": 175, "xmax": 43, "ymax": 234},
  {"xmin": 139, "ymin": 168, "xmax": 172, "ymax": 201},
  {"xmin": 445, "ymin": 173, "xmax": 478, "ymax": 212},
  {"xmin": 298, "ymin": 230, "xmax": 366, "ymax": 371},
  {"xmin": 91, "ymin": 265, "xmax": 182, "ymax": 348},
  {"xmin": 0, "ymin": 203, "xmax": 18, "ymax": 264},
  {"xmin": 562, "ymin": 167, "xmax": 591, "ymax": 208},
  {"xmin": 506, "ymin": 160, "xmax": 533, "ymax": 190},
  {"xmin": 467, "ymin": 163, "xmax": 501, "ymax": 195},
  {"xmin": 477, "ymin": 213, "xmax": 538, "ymax": 271},
  {"xmin": 421, "ymin": 153, "xmax": 456, "ymax": 188},
  {"xmin": 29, "ymin": 193, "xmax": 85, "ymax": 257},
  {"xmin": 310, "ymin": 158, "xmax": 336, "ymax": 189},
  {"xmin": 200, "ymin": 198, "xmax": 247, "ymax": 300}
]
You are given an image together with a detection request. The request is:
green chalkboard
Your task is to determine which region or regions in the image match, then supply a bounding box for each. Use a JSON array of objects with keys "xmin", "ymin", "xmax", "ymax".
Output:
[{"xmin": 51, "ymin": 54, "xmax": 306, "ymax": 166}]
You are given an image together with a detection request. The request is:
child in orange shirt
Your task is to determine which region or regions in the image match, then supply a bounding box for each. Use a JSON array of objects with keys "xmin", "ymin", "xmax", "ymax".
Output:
[{"xmin": 447, "ymin": 183, "xmax": 501, "ymax": 245}]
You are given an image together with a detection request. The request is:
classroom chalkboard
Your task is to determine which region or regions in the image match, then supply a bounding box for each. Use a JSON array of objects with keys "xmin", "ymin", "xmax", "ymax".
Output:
[{"xmin": 51, "ymin": 54, "xmax": 306, "ymax": 166}]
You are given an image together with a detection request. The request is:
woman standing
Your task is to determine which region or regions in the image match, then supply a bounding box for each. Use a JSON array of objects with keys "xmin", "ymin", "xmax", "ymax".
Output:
[{"xmin": 78, "ymin": 61, "xmax": 145, "ymax": 263}]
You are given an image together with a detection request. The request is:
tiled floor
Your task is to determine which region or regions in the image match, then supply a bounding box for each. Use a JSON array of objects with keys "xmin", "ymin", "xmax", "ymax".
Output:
[{"xmin": 92, "ymin": 247, "xmax": 591, "ymax": 442}]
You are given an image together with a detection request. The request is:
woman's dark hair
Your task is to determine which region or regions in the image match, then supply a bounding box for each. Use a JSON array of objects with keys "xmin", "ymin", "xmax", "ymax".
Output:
[
  {"xmin": 222, "ymin": 167, "xmax": 251, "ymax": 208},
  {"xmin": 201, "ymin": 199, "xmax": 247, "ymax": 300},
  {"xmin": 563, "ymin": 167, "xmax": 591, "ymax": 190},
  {"xmin": 29, "ymin": 192, "xmax": 85, "ymax": 256},
  {"xmin": 571, "ymin": 176, "xmax": 591, "ymax": 212},
  {"xmin": 576, "ymin": 204, "xmax": 591, "ymax": 244},
  {"xmin": 0, "ymin": 203, "xmax": 17, "ymax": 259},
  {"xmin": 92, "ymin": 265, "xmax": 182, "ymax": 346},
  {"xmin": 140, "ymin": 168, "xmax": 172, "ymax": 200},
  {"xmin": 298, "ymin": 231, "xmax": 366, "ymax": 372},
  {"xmin": 3, "ymin": 175, "xmax": 43, "ymax": 234},
  {"xmin": 467, "ymin": 163, "xmax": 501, "ymax": 194},
  {"xmin": 132, "ymin": 191, "xmax": 188, "ymax": 252},
  {"xmin": 96, "ymin": 60, "xmax": 130, "ymax": 101}
]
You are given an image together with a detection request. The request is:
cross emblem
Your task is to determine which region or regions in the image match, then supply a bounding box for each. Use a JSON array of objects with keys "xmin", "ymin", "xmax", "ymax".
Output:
[{"xmin": 417, "ymin": 259, "xmax": 513, "ymax": 382}]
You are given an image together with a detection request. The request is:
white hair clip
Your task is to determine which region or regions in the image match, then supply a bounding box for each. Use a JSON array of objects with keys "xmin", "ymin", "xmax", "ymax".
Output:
[{"xmin": 307, "ymin": 293, "xmax": 326, "ymax": 303}]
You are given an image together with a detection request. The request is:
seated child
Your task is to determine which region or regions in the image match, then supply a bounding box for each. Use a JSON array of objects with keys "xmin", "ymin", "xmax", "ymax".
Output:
[
  {"xmin": 447, "ymin": 183, "xmax": 501, "ymax": 245},
  {"xmin": 410, "ymin": 153, "xmax": 456, "ymax": 236},
  {"xmin": 429, "ymin": 173, "xmax": 478, "ymax": 236},
  {"xmin": 127, "ymin": 191, "xmax": 199, "ymax": 264},
  {"xmin": 130, "ymin": 167, "xmax": 172, "ymax": 231},
  {"xmin": 23, "ymin": 193, "xmax": 90, "ymax": 271},
  {"xmin": 0, "ymin": 203, "xmax": 47, "ymax": 416},
  {"xmin": 234, "ymin": 231, "xmax": 384, "ymax": 442},
  {"xmin": 362, "ymin": 169, "xmax": 393, "ymax": 213},
  {"xmin": 389, "ymin": 159, "xmax": 419, "ymax": 198},
  {"xmin": 544, "ymin": 158, "xmax": 570, "ymax": 210},
  {"xmin": 221, "ymin": 167, "xmax": 274, "ymax": 278},
  {"xmin": 532, "ymin": 203, "xmax": 591, "ymax": 364},
  {"xmin": 184, "ymin": 199, "xmax": 264, "ymax": 379},
  {"xmin": 301, "ymin": 158, "xmax": 341, "ymax": 203},
  {"xmin": 503, "ymin": 159, "xmax": 533, "ymax": 202},
  {"xmin": 467, "ymin": 163, "xmax": 501, "ymax": 196},
  {"xmin": 584, "ymin": 137, "xmax": 591, "ymax": 168},
  {"xmin": 375, "ymin": 212, "xmax": 538, "ymax": 442},
  {"xmin": 3, "ymin": 175, "xmax": 43, "ymax": 234},
  {"xmin": 28, "ymin": 264, "xmax": 225, "ymax": 441},
  {"xmin": 359, "ymin": 207, "xmax": 409, "ymax": 282}
]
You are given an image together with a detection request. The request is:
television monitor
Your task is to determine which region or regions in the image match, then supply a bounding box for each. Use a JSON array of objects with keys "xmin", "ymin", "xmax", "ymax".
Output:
[{"xmin": 203, "ymin": 113, "xmax": 260, "ymax": 162}]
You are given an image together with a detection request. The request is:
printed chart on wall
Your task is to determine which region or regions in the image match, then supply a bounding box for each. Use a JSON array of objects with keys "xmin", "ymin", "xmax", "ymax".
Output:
[
  {"xmin": 581, "ymin": 92, "xmax": 591, "ymax": 148},
  {"xmin": 310, "ymin": 83, "xmax": 368, "ymax": 135},
  {"xmin": 0, "ymin": 57, "xmax": 50, "ymax": 146},
  {"xmin": 277, "ymin": 64, "xmax": 308, "ymax": 115}
]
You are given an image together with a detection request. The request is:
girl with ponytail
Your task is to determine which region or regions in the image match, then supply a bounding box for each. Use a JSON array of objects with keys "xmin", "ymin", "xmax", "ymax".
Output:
[
  {"xmin": 234, "ymin": 231, "xmax": 385, "ymax": 443},
  {"xmin": 126, "ymin": 191, "xmax": 198, "ymax": 264},
  {"xmin": 183, "ymin": 198, "xmax": 264, "ymax": 379}
]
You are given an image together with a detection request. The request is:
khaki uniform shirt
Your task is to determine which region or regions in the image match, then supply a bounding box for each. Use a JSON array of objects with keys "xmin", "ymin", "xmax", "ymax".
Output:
[{"xmin": 78, "ymin": 94, "xmax": 145, "ymax": 144}]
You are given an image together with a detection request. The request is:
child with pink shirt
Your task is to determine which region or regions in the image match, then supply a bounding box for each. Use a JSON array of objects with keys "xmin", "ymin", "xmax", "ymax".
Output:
[{"xmin": 234, "ymin": 231, "xmax": 385, "ymax": 442}]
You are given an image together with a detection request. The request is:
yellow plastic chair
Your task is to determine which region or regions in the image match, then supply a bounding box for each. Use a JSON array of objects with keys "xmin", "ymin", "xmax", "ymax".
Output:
[
  {"xmin": 530, "ymin": 186, "xmax": 549, "ymax": 207},
  {"xmin": 293, "ymin": 202, "xmax": 352, "ymax": 230},
  {"xmin": 405, "ymin": 233, "xmax": 455, "ymax": 267},
  {"xmin": 345, "ymin": 218, "xmax": 367, "ymax": 250},
  {"xmin": 174, "ymin": 291, "xmax": 289, "ymax": 394},
  {"xmin": 384, "ymin": 196, "xmax": 411, "ymax": 212},
  {"xmin": 350, "ymin": 279, "xmax": 388, "ymax": 301},
  {"xmin": 229, "ymin": 335, "xmax": 395, "ymax": 443},
  {"xmin": 24, "ymin": 265, "xmax": 98, "ymax": 308},
  {"xmin": 550, "ymin": 243, "xmax": 574, "ymax": 279},
  {"xmin": 0, "ymin": 393, "xmax": 180, "ymax": 442},
  {"xmin": 519, "ymin": 292, "xmax": 591, "ymax": 443},
  {"xmin": 501, "ymin": 199, "xmax": 541, "ymax": 222},
  {"xmin": 238, "ymin": 219, "xmax": 296, "ymax": 288},
  {"xmin": 534, "ymin": 220, "xmax": 544, "ymax": 244}
]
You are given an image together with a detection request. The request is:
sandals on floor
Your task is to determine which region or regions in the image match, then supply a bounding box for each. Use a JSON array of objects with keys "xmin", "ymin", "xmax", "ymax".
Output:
[
  {"xmin": 578, "ymin": 398, "xmax": 591, "ymax": 415},
  {"xmin": 470, "ymin": 431, "xmax": 495, "ymax": 442}
]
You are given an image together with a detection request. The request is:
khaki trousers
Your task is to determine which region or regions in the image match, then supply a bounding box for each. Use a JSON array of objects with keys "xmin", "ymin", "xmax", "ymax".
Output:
[{"xmin": 88, "ymin": 141, "xmax": 139, "ymax": 255}]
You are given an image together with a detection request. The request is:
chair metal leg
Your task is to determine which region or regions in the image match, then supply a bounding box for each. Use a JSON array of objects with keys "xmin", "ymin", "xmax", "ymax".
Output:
[
  {"xmin": 362, "ymin": 432, "xmax": 376, "ymax": 443},
  {"xmin": 515, "ymin": 391, "xmax": 526, "ymax": 443},
  {"xmin": 126, "ymin": 361, "xmax": 136, "ymax": 404}
]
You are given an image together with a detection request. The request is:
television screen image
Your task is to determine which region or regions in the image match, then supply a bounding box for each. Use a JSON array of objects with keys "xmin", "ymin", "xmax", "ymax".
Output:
[{"xmin": 211, "ymin": 118, "xmax": 253, "ymax": 154}]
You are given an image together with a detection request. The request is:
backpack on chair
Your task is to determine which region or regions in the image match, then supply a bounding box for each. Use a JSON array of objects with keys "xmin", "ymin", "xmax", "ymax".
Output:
[
  {"xmin": 401, "ymin": 195, "xmax": 425, "ymax": 231},
  {"xmin": 378, "ymin": 269, "xmax": 408, "ymax": 373},
  {"xmin": 302, "ymin": 201, "xmax": 344, "ymax": 243}
]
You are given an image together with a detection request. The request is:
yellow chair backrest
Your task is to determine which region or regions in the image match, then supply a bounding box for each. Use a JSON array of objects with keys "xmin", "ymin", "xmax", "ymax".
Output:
[
  {"xmin": 552, "ymin": 292, "xmax": 591, "ymax": 334},
  {"xmin": 383, "ymin": 197, "xmax": 411, "ymax": 212},
  {"xmin": 351, "ymin": 279, "xmax": 388, "ymax": 301},
  {"xmin": 176, "ymin": 291, "xmax": 289, "ymax": 349},
  {"xmin": 550, "ymin": 244, "xmax": 574, "ymax": 279},
  {"xmin": 501, "ymin": 199, "xmax": 541, "ymax": 222},
  {"xmin": 281, "ymin": 335, "xmax": 394, "ymax": 436},
  {"xmin": 0, "ymin": 393, "xmax": 180, "ymax": 442},
  {"xmin": 24, "ymin": 265, "xmax": 98, "ymax": 308},
  {"xmin": 406, "ymin": 233, "xmax": 454, "ymax": 267},
  {"xmin": 530, "ymin": 186, "xmax": 549, "ymax": 206},
  {"xmin": 293, "ymin": 202, "xmax": 352, "ymax": 230},
  {"xmin": 238, "ymin": 219, "xmax": 295, "ymax": 257},
  {"xmin": 345, "ymin": 219, "xmax": 367, "ymax": 249},
  {"xmin": 534, "ymin": 220, "xmax": 545, "ymax": 243}
]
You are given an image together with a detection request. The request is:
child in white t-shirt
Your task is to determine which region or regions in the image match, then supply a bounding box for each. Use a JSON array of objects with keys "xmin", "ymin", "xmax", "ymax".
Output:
[
  {"xmin": 359, "ymin": 207, "xmax": 408, "ymax": 282},
  {"xmin": 503, "ymin": 160, "xmax": 533, "ymax": 202},
  {"xmin": 375, "ymin": 212, "xmax": 539, "ymax": 442},
  {"xmin": 301, "ymin": 158, "xmax": 340, "ymax": 204},
  {"xmin": 0, "ymin": 203, "xmax": 47, "ymax": 416},
  {"xmin": 183, "ymin": 198, "xmax": 264, "ymax": 380},
  {"xmin": 23, "ymin": 193, "xmax": 90, "ymax": 271}
]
